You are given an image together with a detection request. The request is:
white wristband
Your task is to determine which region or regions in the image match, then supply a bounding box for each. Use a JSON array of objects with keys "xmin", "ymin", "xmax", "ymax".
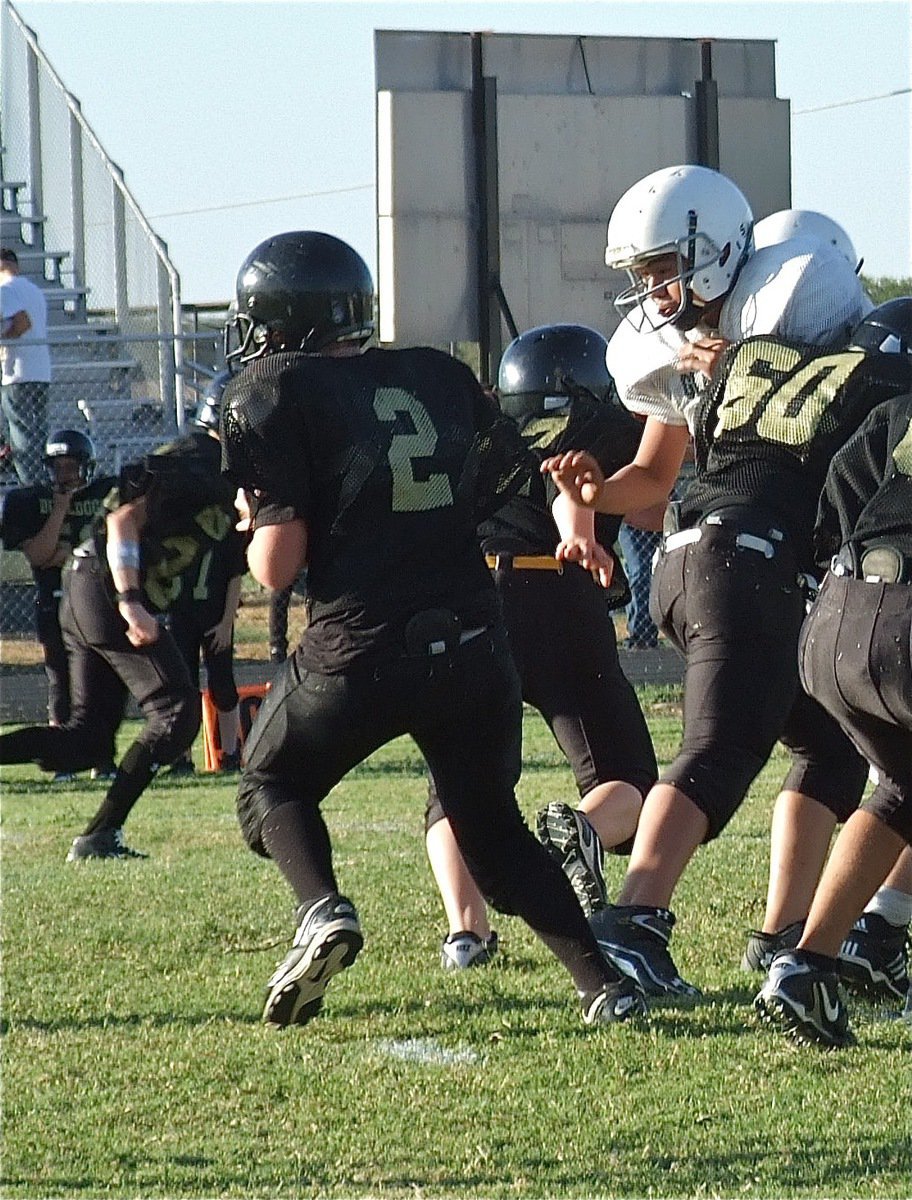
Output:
[{"xmin": 108, "ymin": 540, "xmax": 141, "ymax": 570}]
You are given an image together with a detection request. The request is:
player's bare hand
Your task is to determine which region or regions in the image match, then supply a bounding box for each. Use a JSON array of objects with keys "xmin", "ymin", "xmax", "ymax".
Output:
[
  {"xmin": 234, "ymin": 487, "xmax": 254, "ymax": 532},
  {"xmin": 556, "ymin": 535, "xmax": 616, "ymax": 589},
  {"xmin": 540, "ymin": 450, "xmax": 605, "ymax": 506},
  {"xmin": 118, "ymin": 602, "xmax": 160, "ymax": 647},
  {"xmin": 205, "ymin": 618, "xmax": 232, "ymax": 653},
  {"xmin": 674, "ymin": 337, "xmax": 729, "ymax": 379}
]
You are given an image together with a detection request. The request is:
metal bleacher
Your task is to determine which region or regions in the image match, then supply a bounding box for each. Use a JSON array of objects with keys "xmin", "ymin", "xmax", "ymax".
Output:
[{"xmin": 1, "ymin": 174, "xmax": 178, "ymax": 474}]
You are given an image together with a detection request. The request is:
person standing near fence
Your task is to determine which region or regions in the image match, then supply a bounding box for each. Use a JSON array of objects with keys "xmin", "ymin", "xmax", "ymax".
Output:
[
  {"xmin": 0, "ymin": 248, "xmax": 51, "ymax": 484},
  {"xmin": 0, "ymin": 428, "xmax": 118, "ymax": 779}
]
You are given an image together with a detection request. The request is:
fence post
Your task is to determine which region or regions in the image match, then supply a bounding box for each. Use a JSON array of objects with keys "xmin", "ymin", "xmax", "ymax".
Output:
[{"xmin": 67, "ymin": 97, "xmax": 86, "ymax": 290}]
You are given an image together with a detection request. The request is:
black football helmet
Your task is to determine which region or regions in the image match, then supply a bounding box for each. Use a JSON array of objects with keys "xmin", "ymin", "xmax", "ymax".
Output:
[
  {"xmin": 849, "ymin": 297, "xmax": 912, "ymax": 357},
  {"xmin": 195, "ymin": 367, "xmax": 233, "ymax": 432},
  {"xmin": 44, "ymin": 429, "xmax": 96, "ymax": 484},
  {"xmin": 496, "ymin": 324, "xmax": 616, "ymax": 420},
  {"xmin": 226, "ymin": 231, "xmax": 375, "ymax": 362}
]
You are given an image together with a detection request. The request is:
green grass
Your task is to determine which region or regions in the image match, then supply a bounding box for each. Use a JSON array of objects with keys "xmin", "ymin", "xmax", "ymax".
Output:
[{"xmin": 2, "ymin": 687, "xmax": 910, "ymax": 1199}]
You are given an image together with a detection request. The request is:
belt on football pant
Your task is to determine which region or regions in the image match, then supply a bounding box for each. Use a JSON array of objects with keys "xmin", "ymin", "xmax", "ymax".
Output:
[
  {"xmin": 485, "ymin": 553, "xmax": 563, "ymax": 572},
  {"xmin": 662, "ymin": 524, "xmax": 783, "ymax": 560}
]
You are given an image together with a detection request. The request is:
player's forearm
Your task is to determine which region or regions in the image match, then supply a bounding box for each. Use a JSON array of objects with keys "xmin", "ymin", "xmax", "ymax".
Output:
[
  {"xmin": 106, "ymin": 499, "xmax": 147, "ymax": 598},
  {"xmin": 550, "ymin": 491, "xmax": 598, "ymax": 544},
  {"xmin": 591, "ymin": 463, "xmax": 675, "ymax": 515}
]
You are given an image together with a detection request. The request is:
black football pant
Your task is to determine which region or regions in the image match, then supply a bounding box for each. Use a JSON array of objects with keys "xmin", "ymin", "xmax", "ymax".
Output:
[
  {"xmin": 238, "ymin": 625, "xmax": 619, "ymax": 994},
  {"xmin": 426, "ymin": 567, "xmax": 657, "ymax": 850},
  {"xmin": 35, "ymin": 595, "xmax": 71, "ymax": 726},
  {"xmin": 651, "ymin": 523, "xmax": 867, "ymax": 839},
  {"xmin": 800, "ymin": 573, "xmax": 912, "ymax": 843},
  {"xmin": 165, "ymin": 602, "xmax": 239, "ymax": 712},
  {"xmin": 0, "ymin": 555, "xmax": 200, "ymax": 835}
]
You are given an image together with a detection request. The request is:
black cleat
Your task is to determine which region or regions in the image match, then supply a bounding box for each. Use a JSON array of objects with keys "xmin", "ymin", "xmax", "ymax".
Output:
[
  {"xmin": 590, "ymin": 904, "xmax": 701, "ymax": 1002},
  {"xmin": 755, "ymin": 950, "xmax": 855, "ymax": 1048},
  {"xmin": 741, "ymin": 919, "xmax": 805, "ymax": 973},
  {"xmin": 263, "ymin": 894, "xmax": 363, "ymax": 1028},
  {"xmin": 839, "ymin": 912, "xmax": 910, "ymax": 1002},
  {"xmin": 66, "ymin": 828, "xmax": 148, "ymax": 862},
  {"xmin": 536, "ymin": 801, "xmax": 608, "ymax": 918},
  {"xmin": 580, "ymin": 977, "xmax": 648, "ymax": 1024}
]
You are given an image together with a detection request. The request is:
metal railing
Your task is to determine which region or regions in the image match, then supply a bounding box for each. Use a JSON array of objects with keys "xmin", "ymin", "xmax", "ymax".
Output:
[{"xmin": 0, "ymin": 0, "xmax": 184, "ymax": 415}]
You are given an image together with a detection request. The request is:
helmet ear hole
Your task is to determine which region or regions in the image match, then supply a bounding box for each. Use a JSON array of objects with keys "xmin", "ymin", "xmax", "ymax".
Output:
[{"xmin": 496, "ymin": 324, "xmax": 615, "ymax": 420}]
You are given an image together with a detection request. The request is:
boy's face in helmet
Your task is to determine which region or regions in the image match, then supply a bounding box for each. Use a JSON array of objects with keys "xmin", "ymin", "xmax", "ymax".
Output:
[
  {"xmin": 630, "ymin": 253, "xmax": 686, "ymax": 323},
  {"xmin": 48, "ymin": 455, "xmax": 84, "ymax": 493}
]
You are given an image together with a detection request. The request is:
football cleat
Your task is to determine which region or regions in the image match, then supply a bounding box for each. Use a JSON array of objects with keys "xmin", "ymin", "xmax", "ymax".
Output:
[
  {"xmin": 839, "ymin": 912, "xmax": 910, "ymax": 1002},
  {"xmin": 263, "ymin": 893, "xmax": 363, "ymax": 1028},
  {"xmin": 741, "ymin": 919, "xmax": 805, "ymax": 973},
  {"xmin": 165, "ymin": 756, "xmax": 195, "ymax": 777},
  {"xmin": 536, "ymin": 801, "xmax": 608, "ymax": 917},
  {"xmin": 441, "ymin": 930, "xmax": 499, "ymax": 970},
  {"xmin": 580, "ymin": 977, "xmax": 648, "ymax": 1025},
  {"xmin": 66, "ymin": 828, "xmax": 148, "ymax": 862},
  {"xmin": 90, "ymin": 764, "xmax": 118, "ymax": 782},
  {"xmin": 755, "ymin": 950, "xmax": 855, "ymax": 1048},
  {"xmin": 590, "ymin": 904, "xmax": 701, "ymax": 1002},
  {"xmin": 52, "ymin": 771, "xmax": 76, "ymax": 784}
]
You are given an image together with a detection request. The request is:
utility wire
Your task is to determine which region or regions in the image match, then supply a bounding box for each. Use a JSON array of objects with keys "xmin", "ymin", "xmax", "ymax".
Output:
[
  {"xmin": 793, "ymin": 86, "xmax": 911, "ymax": 115},
  {"xmin": 149, "ymin": 182, "xmax": 373, "ymax": 220}
]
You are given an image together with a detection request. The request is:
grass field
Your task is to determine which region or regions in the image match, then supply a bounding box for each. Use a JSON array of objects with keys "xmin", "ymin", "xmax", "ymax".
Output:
[{"xmin": 2, "ymin": 687, "xmax": 910, "ymax": 1199}]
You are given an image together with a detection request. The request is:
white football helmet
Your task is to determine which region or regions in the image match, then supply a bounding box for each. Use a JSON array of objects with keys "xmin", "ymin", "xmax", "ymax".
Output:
[
  {"xmin": 605, "ymin": 164, "xmax": 754, "ymax": 332},
  {"xmin": 754, "ymin": 208, "xmax": 861, "ymax": 273}
]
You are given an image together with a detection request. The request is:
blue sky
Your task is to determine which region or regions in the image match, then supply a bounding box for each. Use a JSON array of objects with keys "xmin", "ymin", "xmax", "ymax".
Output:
[{"xmin": 13, "ymin": 0, "xmax": 911, "ymax": 303}]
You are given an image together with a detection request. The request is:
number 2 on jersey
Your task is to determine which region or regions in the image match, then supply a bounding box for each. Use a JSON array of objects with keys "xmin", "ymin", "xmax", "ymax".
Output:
[{"xmin": 373, "ymin": 388, "xmax": 454, "ymax": 512}]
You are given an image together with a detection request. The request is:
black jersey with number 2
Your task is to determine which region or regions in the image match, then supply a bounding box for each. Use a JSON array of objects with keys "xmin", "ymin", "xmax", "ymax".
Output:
[{"xmin": 221, "ymin": 347, "xmax": 537, "ymax": 673}]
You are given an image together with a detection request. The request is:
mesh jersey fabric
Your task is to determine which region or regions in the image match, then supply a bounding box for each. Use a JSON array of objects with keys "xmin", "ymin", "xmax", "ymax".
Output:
[
  {"xmin": 679, "ymin": 338, "xmax": 912, "ymax": 563},
  {"xmin": 608, "ymin": 237, "xmax": 867, "ymax": 431},
  {"xmin": 221, "ymin": 346, "xmax": 538, "ymax": 672},
  {"xmin": 90, "ymin": 434, "xmax": 240, "ymax": 614},
  {"xmin": 479, "ymin": 391, "xmax": 643, "ymax": 556},
  {"xmin": 814, "ymin": 391, "xmax": 912, "ymax": 567}
]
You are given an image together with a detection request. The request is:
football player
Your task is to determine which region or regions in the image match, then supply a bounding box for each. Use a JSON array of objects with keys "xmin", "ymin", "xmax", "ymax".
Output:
[
  {"xmin": 163, "ymin": 370, "xmax": 245, "ymax": 775},
  {"xmin": 756, "ymin": 370, "xmax": 912, "ymax": 1047},
  {"xmin": 425, "ymin": 324, "xmax": 658, "ymax": 970},
  {"xmin": 0, "ymin": 419, "xmax": 241, "ymax": 859},
  {"xmin": 0, "ymin": 429, "xmax": 117, "ymax": 778},
  {"xmin": 220, "ymin": 230, "xmax": 646, "ymax": 1029},
  {"xmin": 541, "ymin": 164, "xmax": 909, "ymax": 1001}
]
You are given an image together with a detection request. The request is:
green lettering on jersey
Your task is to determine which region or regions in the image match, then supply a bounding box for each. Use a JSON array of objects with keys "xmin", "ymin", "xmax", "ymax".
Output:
[
  {"xmin": 194, "ymin": 505, "xmax": 232, "ymax": 541},
  {"xmin": 893, "ymin": 416, "xmax": 912, "ymax": 476},
  {"xmin": 144, "ymin": 535, "xmax": 199, "ymax": 610},
  {"xmin": 373, "ymin": 388, "xmax": 454, "ymax": 512},
  {"xmin": 713, "ymin": 342, "xmax": 863, "ymax": 449}
]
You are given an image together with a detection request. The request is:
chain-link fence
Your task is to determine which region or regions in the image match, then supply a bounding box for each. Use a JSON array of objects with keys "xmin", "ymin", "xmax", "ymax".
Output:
[{"xmin": 0, "ymin": 0, "xmax": 232, "ymax": 639}]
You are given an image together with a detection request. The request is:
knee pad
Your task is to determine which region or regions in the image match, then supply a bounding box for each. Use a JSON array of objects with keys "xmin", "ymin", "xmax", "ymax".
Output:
[
  {"xmin": 781, "ymin": 753, "xmax": 868, "ymax": 823},
  {"xmin": 236, "ymin": 779, "xmax": 281, "ymax": 858},
  {"xmin": 662, "ymin": 746, "xmax": 769, "ymax": 841},
  {"xmin": 863, "ymin": 781, "xmax": 912, "ymax": 844},
  {"xmin": 143, "ymin": 689, "xmax": 201, "ymax": 765},
  {"xmin": 424, "ymin": 787, "xmax": 445, "ymax": 835}
]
